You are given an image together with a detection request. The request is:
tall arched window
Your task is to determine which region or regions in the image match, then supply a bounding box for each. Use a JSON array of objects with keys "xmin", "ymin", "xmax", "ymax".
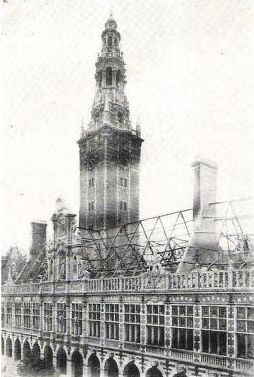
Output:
[
  {"xmin": 98, "ymin": 71, "xmax": 102, "ymax": 87},
  {"xmin": 118, "ymin": 112, "xmax": 123, "ymax": 124},
  {"xmin": 106, "ymin": 67, "xmax": 112, "ymax": 86},
  {"xmin": 73, "ymin": 256, "xmax": 77, "ymax": 275},
  {"xmin": 116, "ymin": 70, "xmax": 121, "ymax": 87},
  {"xmin": 108, "ymin": 36, "xmax": 112, "ymax": 47}
]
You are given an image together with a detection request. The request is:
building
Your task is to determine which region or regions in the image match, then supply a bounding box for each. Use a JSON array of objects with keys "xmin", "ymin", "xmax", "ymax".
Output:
[{"xmin": 1, "ymin": 15, "xmax": 254, "ymax": 377}]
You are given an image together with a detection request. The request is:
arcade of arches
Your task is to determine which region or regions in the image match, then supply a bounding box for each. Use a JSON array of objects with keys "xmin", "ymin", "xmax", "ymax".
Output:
[{"xmin": 2, "ymin": 337, "xmax": 169, "ymax": 377}]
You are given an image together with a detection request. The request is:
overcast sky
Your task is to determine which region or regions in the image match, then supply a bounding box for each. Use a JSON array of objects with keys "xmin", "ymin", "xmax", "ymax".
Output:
[{"xmin": 1, "ymin": 0, "xmax": 253, "ymax": 254}]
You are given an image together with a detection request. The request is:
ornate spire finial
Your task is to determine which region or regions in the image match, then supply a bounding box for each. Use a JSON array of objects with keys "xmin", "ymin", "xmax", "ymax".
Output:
[{"xmin": 109, "ymin": 9, "xmax": 113, "ymax": 18}]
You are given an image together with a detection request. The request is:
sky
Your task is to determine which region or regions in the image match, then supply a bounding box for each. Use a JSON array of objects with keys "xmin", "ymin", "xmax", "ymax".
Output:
[{"xmin": 0, "ymin": 0, "xmax": 253, "ymax": 254}]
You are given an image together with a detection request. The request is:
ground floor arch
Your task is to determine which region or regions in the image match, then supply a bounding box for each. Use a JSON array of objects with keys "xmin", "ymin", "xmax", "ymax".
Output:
[
  {"xmin": 23, "ymin": 340, "xmax": 32, "ymax": 364},
  {"xmin": 105, "ymin": 357, "xmax": 119, "ymax": 377},
  {"xmin": 6, "ymin": 337, "xmax": 12, "ymax": 357},
  {"xmin": 146, "ymin": 366, "xmax": 163, "ymax": 377},
  {"xmin": 72, "ymin": 350, "xmax": 83, "ymax": 377},
  {"xmin": 57, "ymin": 347, "xmax": 67, "ymax": 375},
  {"xmin": 44, "ymin": 344, "xmax": 53, "ymax": 369},
  {"xmin": 123, "ymin": 362, "xmax": 140, "ymax": 377},
  {"xmin": 14, "ymin": 338, "xmax": 21, "ymax": 361},
  {"xmin": 88, "ymin": 353, "xmax": 100, "ymax": 377},
  {"xmin": 32, "ymin": 342, "xmax": 41, "ymax": 367}
]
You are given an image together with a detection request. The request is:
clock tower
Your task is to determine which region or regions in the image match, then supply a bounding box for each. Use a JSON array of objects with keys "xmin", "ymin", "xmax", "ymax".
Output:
[{"xmin": 78, "ymin": 15, "xmax": 143, "ymax": 231}]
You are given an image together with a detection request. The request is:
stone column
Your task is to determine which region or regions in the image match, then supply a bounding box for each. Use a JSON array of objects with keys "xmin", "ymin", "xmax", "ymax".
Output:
[
  {"xmin": 66, "ymin": 297, "xmax": 71, "ymax": 337},
  {"xmin": 83, "ymin": 363, "xmax": 88, "ymax": 377},
  {"xmin": 11, "ymin": 335, "xmax": 15, "ymax": 362},
  {"xmin": 165, "ymin": 300, "xmax": 171, "ymax": 354},
  {"xmin": 66, "ymin": 357, "xmax": 72, "ymax": 376},
  {"xmin": 39, "ymin": 298, "xmax": 43, "ymax": 333},
  {"xmin": 227, "ymin": 301, "xmax": 236, "ymax": 365},
  {"xmin": 82, "ymin": 300, "xmax": 88, "ymax": 340},
  {"xmin": 100, "ymin": 301, "xmax": 105, "ymax": 347},
  {"xmin": 20, "ymin": 300, "xmax": 24, "ymax": 331},
  {"xmin": 53, "ymin": 353, "xmax": 58, "ymax": 370},
  {"xmin": 193, "ymin": 300, "xmax": 201, "ymax": 364},
  {"xmin": 66, "ymin": 213, "xmax": 76, "ymax": 281},
  {"xmin": 140, "ymin": 298, "xmax": 146, "ymax": 348},
  {"xmin": 11, "ymin": 300, "xmax": 15, "ymax": 329},
  {"xmin": 52, "ymin": 300, "xmax": 56, "ymax": 334},
  {"xmin": 119, "ymin": 298, "xmax": 124, "ymax": 349}
]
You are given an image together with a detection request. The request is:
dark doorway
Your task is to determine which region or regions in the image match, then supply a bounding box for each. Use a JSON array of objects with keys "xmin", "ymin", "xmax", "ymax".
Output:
[
  {"xmin": 23, "ymin": 340, "xmax": 31, "ymax": 365},
  {"xmin": 32, "ymin": 342, "xmax": 41, "ymax": 368},
  {"xmin": 88, "ymin": 353, "xmax": 100, "ymax": 377},
  {"xmin": 105, "ymin": 357, "xmax": 119, "ymax": 377},
  {"xmin": 57, "ymin": 347, "xmax": 67, "ymax": 375},
  {"xmin": 72, "ymin": 350, "xmax": 83, "ymax": 377},
  {"xmin": 123, "ymin": 362, "xmax": 140, "ymax": 377},
  {"xmin": 14, "ymin": 338, "xmax": 21, "ymax": 361},
  {"xmin": 146, "ymin": 367, "xmax": 163, "ymax": 377},
  {"xmin": 44, "ymin": 345, "xmax": 53, "ymax": 369},
  {"xmin": 6, "ymin": 337, "xmax": 12, "ymax": 357}
]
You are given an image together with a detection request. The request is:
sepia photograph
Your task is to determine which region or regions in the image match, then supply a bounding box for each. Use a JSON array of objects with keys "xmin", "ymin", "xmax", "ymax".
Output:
[{"xmin": 1, "ymin": 0, "xmax": 253, "ymax": 376}]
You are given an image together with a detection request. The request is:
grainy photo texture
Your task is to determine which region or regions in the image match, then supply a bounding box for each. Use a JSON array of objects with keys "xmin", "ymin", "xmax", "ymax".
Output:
[{"xmin": 1, "ymin": 1, "xmax": 253, "ymax": 377}]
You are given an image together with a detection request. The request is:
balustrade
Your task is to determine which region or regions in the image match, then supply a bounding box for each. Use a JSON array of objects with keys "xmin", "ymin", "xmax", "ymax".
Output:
[
  {"xmin": 170, "ymin": 349, "xmax": 194, "ymax": 361},
  {"xmin": 2, "ymin": 269, "xmax": 253, "ymax": 295}
]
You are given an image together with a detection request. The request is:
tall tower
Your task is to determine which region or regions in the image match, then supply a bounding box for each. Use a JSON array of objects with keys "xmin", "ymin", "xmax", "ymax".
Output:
[{"xmin": 78, "ymin": 16, "xmax": 143, "ymax": 231}]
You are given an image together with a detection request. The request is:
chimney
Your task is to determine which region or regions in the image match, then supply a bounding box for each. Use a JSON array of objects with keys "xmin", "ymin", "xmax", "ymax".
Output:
[
  {"xmin": 30, "ymin": 221, "xmax": 47, "ymax": 258},
  {"xmin": 177, "ymin": 158, "xmax": 219, "ymax": 273},
  {"xmin": 192, "ymin": 158, "xmax": 218, "ymax": 236}
]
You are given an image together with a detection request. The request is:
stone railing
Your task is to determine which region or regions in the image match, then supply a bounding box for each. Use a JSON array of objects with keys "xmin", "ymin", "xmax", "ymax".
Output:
[{"xmin": 2, "ymin": 269, "xmax": 253, "ymax": 295}]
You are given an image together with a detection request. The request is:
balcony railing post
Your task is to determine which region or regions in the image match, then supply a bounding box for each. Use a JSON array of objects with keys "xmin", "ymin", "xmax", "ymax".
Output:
[
  {"xmin": 192, "ymin": 271, "xmax": 199, "ymax": 289},
  {"xmin": 228, "ymin": 260, "xmax": 233, "ymax": 289}
]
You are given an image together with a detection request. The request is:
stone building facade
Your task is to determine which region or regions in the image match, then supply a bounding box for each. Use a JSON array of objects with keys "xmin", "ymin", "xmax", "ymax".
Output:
[{"xmin": 1, "ymin": 16, "xmax": 254, "ymax": 377}]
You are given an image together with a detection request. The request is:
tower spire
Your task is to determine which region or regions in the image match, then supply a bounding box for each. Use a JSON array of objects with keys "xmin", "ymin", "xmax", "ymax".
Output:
[{"xmin": 78, "ymin": 18, "xmax": 143, "ymax": 231}]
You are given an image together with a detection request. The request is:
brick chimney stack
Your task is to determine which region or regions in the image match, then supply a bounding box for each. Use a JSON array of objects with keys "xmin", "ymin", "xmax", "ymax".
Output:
[
  {"xmin": 177, "ymin": 158, "xmax": 219, "ymax": 273},
  {"xmin": 30, "ymin": 221, "xmax": 47, "ymax": 258}
]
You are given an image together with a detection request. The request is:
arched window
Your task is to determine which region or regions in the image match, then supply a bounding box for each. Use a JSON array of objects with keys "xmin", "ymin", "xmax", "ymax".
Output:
[
  {"xmin": 114, "ymin": 37, "xmax": 117, "ymax": 46},
  {"xmin": 118, "ymin": 112, "xmax": 123, "ymax": 124},
  {"xmin": 49, "ymin": 259, "xmax": 53, "ymax": 278},
  {"xmin": 116, "ymin": 70, "xmax": 121, "ymax": 87},
  {"xmin": 106, "ymin": 67, "xmax": 112, "ymax": 86},
  {"xmin": 98, "ymin": 71, "xmax": 102, "ymax": 87},
  {"xmin": 108, "ymin": 36, "xmax": 112, "ymax": 47},
  {"xmin": 73, "ymin": 256, "xmax": 77, "ymax": 275}
]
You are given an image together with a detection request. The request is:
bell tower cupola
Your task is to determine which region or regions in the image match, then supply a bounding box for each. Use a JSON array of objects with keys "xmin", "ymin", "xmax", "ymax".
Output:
[{"xmin": 78, "ymin": 15, "xmax": 143, "ymax": 231}]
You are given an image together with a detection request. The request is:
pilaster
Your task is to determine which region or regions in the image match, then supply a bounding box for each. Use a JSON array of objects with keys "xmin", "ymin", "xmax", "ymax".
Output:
[
  {"xmin": 193, "ymin": 299, "xmax": 201, "ymax": 363},
  {"xmin": 66, "ymin": 296, "xmax": 71, "ymax": 337}
]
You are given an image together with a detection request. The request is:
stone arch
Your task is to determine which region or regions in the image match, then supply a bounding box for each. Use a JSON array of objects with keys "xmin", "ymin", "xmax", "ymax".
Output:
[
  {"xmin": 146, "ymin": 366, "xmax": 163, "ymax": 377},
  {"xmin": 106, "ymin": 67, "xmax": 112, "ymax": 86},
  {"xmin": 23, "ymin": 339, "xmax": 31, "ymax": 364},
  {"xmin": 32, "ymin": 342, "xmax": 41, "ymax": 367},
  {"xmin": 43, "ymin": 344, "xmax": 53, "ymax": 369},
  {"xmin": 88, "ymin": 353, "xmax": 100, "ymax": 377},
  {"xmin": 105, "ymin": 357, "xmax": 119, "ymax": 377},
  {"xmin": 6, "ymin": 337, "xmax": 12, "ymax": 357},
  {"xmin": 123, "ymin": 361, "xmax": 140, "ymax": 377},
  {"xmin": 14, "ymin": 338, "xmax": 21, "ymax": 361},
  {"xmin": 2, "ymin": 336, "xmax": 5, "ymax": 355},
  {"xmin": 72, "ymin": 349, "xmax": 83, "ymax": 377},
  {"xmin": 57, "ymin": 347, "xmax": 67, "ymax": 375}
]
